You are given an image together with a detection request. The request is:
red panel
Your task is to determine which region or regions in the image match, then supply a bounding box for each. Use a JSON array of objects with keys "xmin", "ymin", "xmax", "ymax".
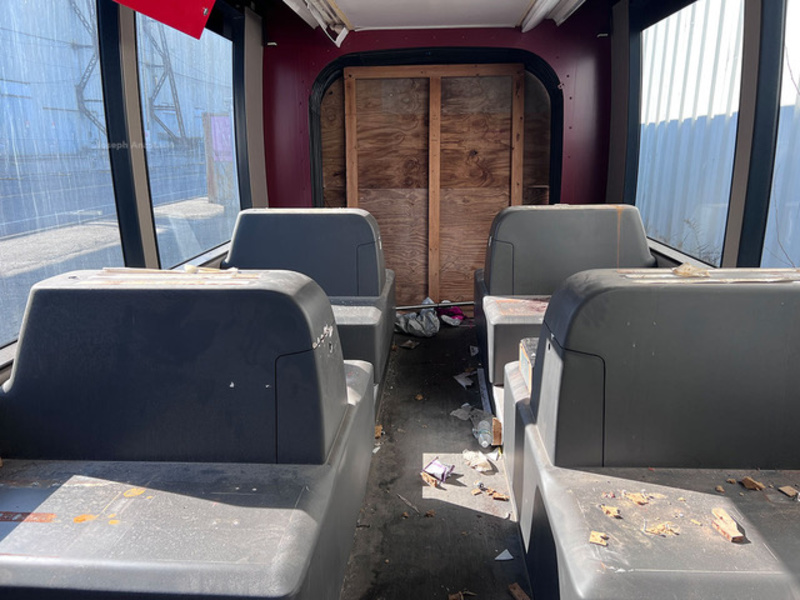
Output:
[
  {"xmin": 261, "ymin": 0, "xmax": 612, "ymax": 208},
  {"xmin": 114, "ymin": 0, "xmax": 215, "ymax": 39}
]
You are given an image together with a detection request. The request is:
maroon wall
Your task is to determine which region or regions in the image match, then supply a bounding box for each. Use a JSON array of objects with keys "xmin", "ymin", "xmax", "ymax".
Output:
[{"xmin": 261, "ymin": 0, "xmax": 612, "ymax": 207}]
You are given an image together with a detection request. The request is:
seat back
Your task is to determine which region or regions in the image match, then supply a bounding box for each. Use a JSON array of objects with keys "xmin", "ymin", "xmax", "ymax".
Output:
[
  {"xmin": 484, "ymin": 205, "xmax": 655, "ymax": 295},
  {"xmin": 532, "ymin": 268, "xmax": 800, "ymax": 469},
  {"xmin": 222, "ymin": 208, "xmax": 386, "ymax": 297},
  {"xmin": 0, "ymin": 269, "xmax": 348, "ymax": 464}
]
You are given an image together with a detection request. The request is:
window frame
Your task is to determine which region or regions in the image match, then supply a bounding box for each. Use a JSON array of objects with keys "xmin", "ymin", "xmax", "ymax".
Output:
[
  {"xmin": 618, "ymin": 0, "xmax": 787, "ymax": 267},
  {"xmin": 1, "ymin": 0, "xmax": 259, "ymax": 364}
]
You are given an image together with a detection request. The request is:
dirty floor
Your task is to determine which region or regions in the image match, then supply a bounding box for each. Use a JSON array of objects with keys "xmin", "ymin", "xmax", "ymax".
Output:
[{"xmin": 340, "ymin": 322, "xmax": 532, "ymax": 600}]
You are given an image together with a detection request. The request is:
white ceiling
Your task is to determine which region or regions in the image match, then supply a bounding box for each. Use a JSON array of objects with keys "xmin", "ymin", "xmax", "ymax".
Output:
[
  {"xmin": 283, "ymin": 0, "xmax": 588, "ymax": 45},
  {"xmin": 334, "ymin": 0, "xmax": 533, "ymax": 30}
]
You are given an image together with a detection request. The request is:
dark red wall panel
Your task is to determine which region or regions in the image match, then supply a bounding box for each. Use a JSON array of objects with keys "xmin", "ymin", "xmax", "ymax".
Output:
[{"xmin": 261, "ymin": 0, "xmax": 612, "ymax": 208}]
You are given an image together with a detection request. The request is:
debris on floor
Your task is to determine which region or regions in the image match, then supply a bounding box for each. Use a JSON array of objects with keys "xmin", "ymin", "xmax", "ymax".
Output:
[
  {"xmin": 589, "ymin": 531, "xmax": 609, "ymax": 546},
  {"xmin": 372, "ymin": 446, "xmax": 381, "ymax": 454},
  {"xmin": 623, "ymin": 492, "xmax": 649, "ymax": 505},
  {"xmin": 712, "ymin": 508, "xmax": 745, "ymax": 543},
  {"xmin": 508, "ymin": 582, "xmax": 532, "ymax": 600},
  {"xmin": 740, "ymin": 476, "xmax": 765, "ymax": 491},
  {"xmin": 447, "ymin": 590, "xmax": 476, "ymax": 600},
  {"xmin": 726, "ymin": 478, "xmax": 736, "ymax": 484},
  {"xmin": 778, "ymin": 485, "xmax": 799, "ymax": 498},
  {"xmin": 715, "ymin": 485, "xmax": 725, "ymax": 494},
  {"xmin": 421, "ymin": 472, "xmax": 439, "ymax": 488},
  {"xmin": 415, "ymin": 393, "xmax": 424, "ymax": 401},
  {"xmin": 397, "ymin": 493, "xmax": 420, "ymax": 515},
  {"xmin": 437, "ymin": 303, "xmax": 466, "ymax": 327},
  {"xmin": 399, "ymin": 339, "xmax": 420, "ymax": 349},
  {"xmin": 475, "ymin": 482, "xmax": 509, "ymax": 501},
  {"xmin": 644, "ymin": 521, "xmax": 679, "ymax": 537},
  {"xmin": 450, "ymin": 403, "xmax": 473, "ymax": 420},
  {"xmin": 453, "ymin": 372, "xmax": 474, "ymax": 389},
  {"xmin": 469, "ymin": 345, "xmax": 479, "ymax": 357},
  {"xmin": 600, "ymin": 505, "xmax": 621, "ymax": 519},
  {"xmin": 374, "ymin": 425, "xmax": 383, "ymax": 439},
  {"xmin": 462, "ymin": 450, "xmax": 492, "ymax": 473},
  {"xmin": 495, "ymin": 549, "xmax": 514, "ymax": 561},
  {"xmin": 425, "ymin": 509, "xmax": 436, "ymax": 518},
  {"xmin": 395, "ymin": 298, "xmax": 440, "ymax": 337},
  {"xmin": 421, "ymin": 457, "xmax": 455, "ymax": 486}
]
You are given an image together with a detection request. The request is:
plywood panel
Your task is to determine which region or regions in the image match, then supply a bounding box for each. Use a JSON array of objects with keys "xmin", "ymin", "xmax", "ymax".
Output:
[
  {"xmin": 321, "ymin": 79, "xmax": 346, "ymax": 207},
  {"xmin": 439, "ymin": 189, "xmax": 510, "ymax": 302},
  {"xmin": 360, "ymin": 188, "xmax": 429, "ymax": 306},
  {"xmin": 356, "ymin": 79, "xmax": 429, "ymax": 190},
  {"xmin": 523, "ymin": 72, "xmax": 551, "ymax": 204},
  {"xmin": 441, "ymin": 78, "xmax": 511, "ymax": 188}
]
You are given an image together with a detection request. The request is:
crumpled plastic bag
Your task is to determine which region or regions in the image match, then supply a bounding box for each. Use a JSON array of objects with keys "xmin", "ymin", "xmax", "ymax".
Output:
[{"xmin": 395, "ymin": 297, "xmax": 440, "ymax": 337}]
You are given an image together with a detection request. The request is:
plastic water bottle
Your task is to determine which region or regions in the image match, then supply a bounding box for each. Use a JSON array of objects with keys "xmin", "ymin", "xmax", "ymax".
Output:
[{"xmin": 473, "ymin": 420, "xmax": 492, "ymax": 448}]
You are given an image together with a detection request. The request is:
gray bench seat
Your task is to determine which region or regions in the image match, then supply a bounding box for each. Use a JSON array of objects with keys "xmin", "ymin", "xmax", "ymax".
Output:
[
  {"xmin": 503, "ymin": 268, "xmax": 800, "ymax": 599},
  {"xmin": 0, "ymin": 268, "xmax": 374, "ymax": 599},
  {"xmin": 475, "ymin": 205, "xmax": 655, "ymax": 385},
  {"xmin": 222, "ymin": 208, "xmax": 395, "ymax": 385}
]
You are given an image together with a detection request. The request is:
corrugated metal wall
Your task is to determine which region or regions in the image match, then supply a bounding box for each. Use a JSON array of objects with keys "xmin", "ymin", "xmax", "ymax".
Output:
[{"xmin": 635, "ymin": 0, "xmax": 743, "ymax": 266}]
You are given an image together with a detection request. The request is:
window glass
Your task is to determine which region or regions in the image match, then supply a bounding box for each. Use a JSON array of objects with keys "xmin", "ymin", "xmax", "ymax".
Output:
[
  {"xmin": 0, "ymin": 0, "xmax": 123, "ymax": 348},
  {"xmin": 761, "ymin": 0, "xmax": 800, "ymax": 267},
  {"xmin": 635, "ymin": 0, "xmax": 744, "ymax": 265},
  {"xmin": 136, "ymin": 16, "xmax": 240, "ymax": 268}
]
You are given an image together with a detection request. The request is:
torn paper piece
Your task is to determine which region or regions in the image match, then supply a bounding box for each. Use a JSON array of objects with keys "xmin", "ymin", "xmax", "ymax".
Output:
[
  {"xmin": 470, "ymin": 345, "xmax": 479, "ymax": 357},
  {"xmin": 450, "ymin": 403, "xmax": 473, "ymax": 420},
  {"xmin": 462, "ymin": 450, "xmax": 492, "ymax": 473},
  {"xmin": 495, "ymin": 549, "xmax": 514, "ymax": 561},
  {"xmin": 454, "ymin": 372, "xmax": 474, "ymax": 389}
]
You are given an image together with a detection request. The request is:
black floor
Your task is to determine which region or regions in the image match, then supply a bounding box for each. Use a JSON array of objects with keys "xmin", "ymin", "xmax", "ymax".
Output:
[{"xmin": 340, "ymin": 322, "xmax": 532, "ymax": 600}]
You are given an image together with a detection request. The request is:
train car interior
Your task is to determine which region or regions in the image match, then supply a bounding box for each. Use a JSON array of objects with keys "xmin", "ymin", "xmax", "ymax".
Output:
[{"xmin": 0, "ymin": 0, "xmax": 799, "ymax": 598}]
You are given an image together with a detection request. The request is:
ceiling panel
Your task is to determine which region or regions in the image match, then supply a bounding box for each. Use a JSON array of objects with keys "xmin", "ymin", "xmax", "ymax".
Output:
[{"xmin": 333, "ymin": 0, "xmax": 531, "ymax": 29}]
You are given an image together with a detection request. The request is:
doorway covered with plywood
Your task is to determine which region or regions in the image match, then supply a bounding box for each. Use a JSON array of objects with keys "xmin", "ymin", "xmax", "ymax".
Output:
[{"xmin": 320, "ymin": 63, "xmax": 553, "ymax": 306}]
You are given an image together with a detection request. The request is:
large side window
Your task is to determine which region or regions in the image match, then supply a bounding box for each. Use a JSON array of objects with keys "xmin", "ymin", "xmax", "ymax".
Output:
[
  {"xmin": 635, "ymin": 0, "xmax": 744, "ymax": 266},
  {"xmin": 761, "ymin": 0, "xmax": 800, "ymax": 267},
  {"xmin": 0, "ymin": 0, "xmax": 124, "ymax": 348},
  {"xmin": 136, "ymin": 15, "xmax": 240, "ymax": 269}
]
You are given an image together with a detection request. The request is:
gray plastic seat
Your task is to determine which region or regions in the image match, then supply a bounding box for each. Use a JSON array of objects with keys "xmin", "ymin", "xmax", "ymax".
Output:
[
  {"xmin": 503, "ymin": 268, "xmax": 800, "ymax": 599},
  {"xmin": 475, "ymin": 204, "xmax": 655, "ymax": 385},
  {"xmin": 222, "ymin": 208, "xmax": 395, "ymax": 384},
  {"xmin": 0, "ymin": 268, "xmax": 374, "ymax": 599}
]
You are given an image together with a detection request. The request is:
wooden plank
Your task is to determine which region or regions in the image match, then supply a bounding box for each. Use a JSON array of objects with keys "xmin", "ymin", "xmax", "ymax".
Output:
[
  {"xmin": 510, "ymin": 68, "xmax": 525, "ymax": 205},
  {"xmin": 711, "ymin": 508, "xmax": 745, "ymax": 543},
  {"xmin": 345, "ymin": 64, "xmax": 522, "ymax": 80},
  {"xmin": 441, "ymin": 77, "xmax": 511, "ymax": 189},
  {"xmin": 360, "ymin": 189, "xmax": 428, "ymax": 306},
  {"xmin": 321, "ymin": 79, "xmax": 345, "ymax": 206},
  {"xmin": 356, "ymin": 79, "xmax": 429, "ymax": 190},
  {"xmin": 428, "ymin": 76, "xmax": 442, "ymax": 303},
  {"xmin": 344, "ymin": 72, "xmax": 359, "ymax": 207},
  {"xmin": 439, "ymin": 189, "xmax": 509, "ymax": 301}
]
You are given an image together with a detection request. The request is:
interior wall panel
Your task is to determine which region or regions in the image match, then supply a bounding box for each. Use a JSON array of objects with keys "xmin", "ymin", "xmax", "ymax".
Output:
[{"xmin": 261, "ymin": 0, "xmax": 612, "ymax": 208}]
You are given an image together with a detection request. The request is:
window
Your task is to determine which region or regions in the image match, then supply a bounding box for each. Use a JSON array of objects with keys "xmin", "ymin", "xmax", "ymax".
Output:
[
  {"xmin": 761, "ymin": 0, "xmax": 800, "ymax": 267},
  {"xmin": 136, "ymin": 15, "xmax": 240, "ymax": 268},
  {"xmin": 0, "ymin": 0, "xmax": 124, "ymax": 348},
  {"xmin": 635, "ymin": 0, "xmax": 744, "ymax": 266}
]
